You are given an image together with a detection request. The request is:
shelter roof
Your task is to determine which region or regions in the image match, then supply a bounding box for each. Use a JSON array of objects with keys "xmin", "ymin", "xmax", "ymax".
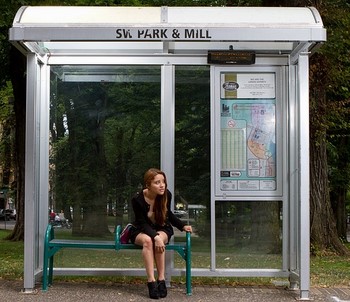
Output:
[{"xmin": 9, "ymin": 6, "xmax": 326, "ymax": 60}]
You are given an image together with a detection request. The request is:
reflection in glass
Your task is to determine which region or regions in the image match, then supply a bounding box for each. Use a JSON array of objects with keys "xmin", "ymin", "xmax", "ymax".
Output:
[
  {"xmin": 49, "ymin": 66, "xmax": 161, "ymax": 239},
  {"xmin": 216, "ymin": 200, "xmax": 282, "ymax": 269},
  {"xmin": 175, "ymin": 66, "xmax": 211, "ymax": 268}
]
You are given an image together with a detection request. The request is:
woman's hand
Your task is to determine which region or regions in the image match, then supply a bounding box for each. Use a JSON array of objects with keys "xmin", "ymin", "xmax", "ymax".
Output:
[
  {"xmin": 154, "ymin": 235, "xmax": 165, "ymax": 253},
  {"xmin": 183, "ymin": 225, "xmax": 192, "ymax": 233}
]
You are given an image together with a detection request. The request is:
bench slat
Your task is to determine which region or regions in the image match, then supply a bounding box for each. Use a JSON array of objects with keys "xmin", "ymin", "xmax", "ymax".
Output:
[{"xmin": 49, "ymin": 239, "xmax": 115, "ymax": 249}]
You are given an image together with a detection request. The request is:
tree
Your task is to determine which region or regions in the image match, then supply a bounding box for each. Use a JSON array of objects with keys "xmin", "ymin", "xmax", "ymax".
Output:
[
  {"xmin": 0, "ymin": 82, "xmax": 15, "ymax": 201},
  {"xmin": 0, "ymin": 2, "xmax": 28, "ymax": 241},
  {"xmin": 262, "ymin": 0, "xmax": 350, "ymax": 255},
  {"xmin": 318, "ymin": 2, "xmax": 350, "ymax": 243},
  {"xmin": 309, "ymin": 1, "xmax": 350, "ymax": 254},
  {"xmin": 2, "ymin": 0, "xmax": 350, "ymax": 253},
  {"xmin": 0, "ymin": 0, "xmax": 111, "ymax": 240},
  {"xmin": 4, "ymin": 47, "xmax": 26, "ymax": 241},
  {"xmin": 309, "ymin": 55, "xmax": 349, "ymax": 255}
]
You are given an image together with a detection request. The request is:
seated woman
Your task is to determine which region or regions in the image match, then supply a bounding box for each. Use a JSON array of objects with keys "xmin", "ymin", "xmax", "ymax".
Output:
[{"xmin": 129, "ymin": 168, "xmax": 192, "ymax": 299}]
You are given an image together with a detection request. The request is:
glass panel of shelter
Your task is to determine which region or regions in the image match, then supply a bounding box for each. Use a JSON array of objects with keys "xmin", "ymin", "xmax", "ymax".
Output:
[
  {"xmin": 215, "ymin": 200, "xmax": 282, "ymax": 269},
  {"xmin": 174, "ymin": 66, "xmax": 211, "ymax": 269},
  {"xmin": 49, "ymin": 65, "xmax": 161, "ymax": 234},
  {"xmin": 49, "ymin": 64, "xmax": 284, "ymax": 271}
]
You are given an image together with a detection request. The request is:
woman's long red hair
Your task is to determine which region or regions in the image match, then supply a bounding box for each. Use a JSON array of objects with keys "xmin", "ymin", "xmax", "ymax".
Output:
[{"xmin": 144, "ymin": 168, "xmax": 168, "ymax": 226}]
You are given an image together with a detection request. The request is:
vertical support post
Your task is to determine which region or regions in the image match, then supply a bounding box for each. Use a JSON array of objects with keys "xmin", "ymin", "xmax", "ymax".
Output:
[
  {"xmin": 161, "ymin": 64, "xmax": 175, "ymax": 284},
  {"xmin": 161, "ymin": 66, "xmax": 175, "ymax": 184},
  {"xmin": 288, "ymin": 65, "xmax": 299, "ymax": 288},
  {"xmin": 210, "ymin": 66, "xmax": 216, "ymax": 270},
  {"xmin": 298, "ymin": 53, "xmax": 310, "ymax": 300},
  {"xmin": 38, "ymin": 58, "xmax": 50, "ymax": 274},
  {"xmin": 280, "ymin": 67, "xmax": 290, "ymax": 274},
  {"xmin": 23, "ymin": 54, "xmax": 38, "ymax": 292}
]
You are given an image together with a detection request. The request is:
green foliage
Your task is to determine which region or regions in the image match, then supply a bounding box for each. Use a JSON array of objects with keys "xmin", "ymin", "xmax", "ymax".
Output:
[
  {"xmin": 48, "ymin": 64, "xmax": 213, "ymax": 235},
  {"xmin": 0, "ymin": 82, "xmax": 14, "ymax": 121},
  {"xmin": 73, "ymin": 0, "xmax": 120, "ymax": 5},
  {"xmin": 174, "ymin": 66, "xmax": 210, "ymax": 205},
  {"xmin": 0, "ymin": 3, "xmax": 16, "ymax": 89},
  {"xmin": 0, "ymin": 82, "xmax": 15, "ymax": 171},
  {"xmin": 72, "ymin": 0, "xmax": 262, "ymax": 6},
  {"xmin": 320, "ymin": 2, "xmax": 350, "ymax": 101},
  {"xmin": 1, "ymin": 0, "xmax": 349, "ymax": 249},
  {"xmin": 315, "ymin": 2, "xmax": 350, "ymax": 200},
  {"xmin": 49, "ymin": 66, "xmax": 165, "ymax": 234}
]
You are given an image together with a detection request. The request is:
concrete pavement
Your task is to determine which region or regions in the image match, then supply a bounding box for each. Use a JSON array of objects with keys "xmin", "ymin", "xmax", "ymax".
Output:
[
  {"xmin": 1, "ymin": 222, "xmax": 349, "ymax": 301},
  {"xmin": 0, "ymin": 280, "xmax": 349, "ymax": 302}
]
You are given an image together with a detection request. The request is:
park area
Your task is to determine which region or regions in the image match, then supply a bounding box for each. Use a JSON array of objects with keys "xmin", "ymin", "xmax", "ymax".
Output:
[{"xmin": 1, "ymin": 228, "xmax": 349, "ymax": 288}]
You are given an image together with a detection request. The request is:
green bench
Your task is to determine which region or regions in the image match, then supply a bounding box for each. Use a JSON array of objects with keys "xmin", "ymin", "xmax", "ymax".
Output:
[{"xmin": 42, "ymin": 224, "xmax": 192, "ymax": 295}]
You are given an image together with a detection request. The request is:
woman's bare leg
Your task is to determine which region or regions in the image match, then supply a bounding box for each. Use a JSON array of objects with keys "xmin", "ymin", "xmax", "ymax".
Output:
[
  {"xmin": 135, "ymin": 233, "xmax": 156, "ymax": 282},
  {"xmin": 154, "ymin": 231, "xmax": 168, "ymax": 281}
]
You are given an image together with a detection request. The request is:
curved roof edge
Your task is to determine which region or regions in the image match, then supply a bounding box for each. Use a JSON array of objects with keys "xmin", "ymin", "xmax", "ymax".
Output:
[
  {"xmin": 13, "ymin": 6, "xmax": 324, "ymax": 27},
  {"xmin": 9, "ymin": 6, "xmax": 326, "ymax": 59}
]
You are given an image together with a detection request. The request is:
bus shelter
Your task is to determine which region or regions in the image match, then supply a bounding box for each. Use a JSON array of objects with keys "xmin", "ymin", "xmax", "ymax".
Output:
[{"xmin": 9, "ymin": 6, "xmax": 326, "ymax": 300}]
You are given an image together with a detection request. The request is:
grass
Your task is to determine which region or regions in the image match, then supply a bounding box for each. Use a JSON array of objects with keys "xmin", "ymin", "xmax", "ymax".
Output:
[
  {"xmin": 1, "ymin": 229, "xmax": 349, "ymax": 287},
  {"xmin": 0, "ymin": 230, "xmax": 24, "ymax": 280}
]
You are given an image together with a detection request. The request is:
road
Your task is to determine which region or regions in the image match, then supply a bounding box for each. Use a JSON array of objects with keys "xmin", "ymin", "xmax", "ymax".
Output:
[{"xmin": 0, "ymin": 220, "xmax": 15, "ymax": 230}]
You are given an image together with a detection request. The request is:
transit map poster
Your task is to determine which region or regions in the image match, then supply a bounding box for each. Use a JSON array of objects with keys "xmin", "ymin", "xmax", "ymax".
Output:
[{"xmin": 219, "ymin": 73, "xmax": 276, "ymax": 192}]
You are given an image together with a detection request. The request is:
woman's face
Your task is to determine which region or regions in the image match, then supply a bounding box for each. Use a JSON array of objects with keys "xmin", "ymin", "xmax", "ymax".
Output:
[{"xmin": 148, "ymin": 173, "xmax": 166, "ymax": 196}]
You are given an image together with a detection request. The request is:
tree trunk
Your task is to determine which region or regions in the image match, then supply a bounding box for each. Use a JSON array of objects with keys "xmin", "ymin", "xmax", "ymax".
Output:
[
  {"xmin": 330, "ymin": 188, "xmax": 347, "ymax": 241},
  {"xmin": 6, "ymin": 46, "xmax": 26, "ymax": 241},
  {"xmin": 309, "ymin": 132, "xmax": 348, "ymax": 254},
  {"xmin": 329, "ymin": 135, "xmax": 350, "ymax": 241},
  {"xmin": 309, "ymin": 56, "xmax": 349, "ymax": 255}
]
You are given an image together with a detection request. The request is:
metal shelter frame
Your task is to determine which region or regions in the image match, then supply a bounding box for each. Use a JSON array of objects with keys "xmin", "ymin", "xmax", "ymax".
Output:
[{"xmin": 9, "ymin": 6, "xmax": 326, "ymax": 300}]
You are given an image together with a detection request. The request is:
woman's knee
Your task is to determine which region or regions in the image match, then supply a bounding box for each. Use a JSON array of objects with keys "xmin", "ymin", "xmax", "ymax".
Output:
[
  {"xmin": 136, "ymin": 234, "xmax": 153, "ymax": 249},
  {"xmin": 158, "ymin": 231, "xmax": 169, "ymax": 244},
  {"xmin": 142, "ymin": 236, "xmax": 153, "ymax": 249}
]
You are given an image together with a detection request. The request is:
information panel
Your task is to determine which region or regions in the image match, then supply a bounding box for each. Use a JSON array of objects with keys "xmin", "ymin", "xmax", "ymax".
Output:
[{"xmin": 214, "ymin": 69, "xmax": 282, "ymax": 197}]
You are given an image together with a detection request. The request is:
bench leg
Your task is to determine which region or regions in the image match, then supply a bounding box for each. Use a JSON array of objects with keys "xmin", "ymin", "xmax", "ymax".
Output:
[
  {"xmin": 42, "ymin": 247, "xmax": 54, "ymax": 290},
  {"xmin": 185, "ymin": 232, "xmax": 192, "ymax": 295},
  {"xmin": 48, "ymin": 253, "xmax": 54, "ymax": 286},
  {"xmin": 186, "ymin": 257, "xmax": 192, "ymax": 295},
  {"xmin": 42, "ymin": 250, "xmax": 54, "ymax": 291},
  {"xmin": 42, "ymin": 250, "xmax": 49, "ymax": 291}
]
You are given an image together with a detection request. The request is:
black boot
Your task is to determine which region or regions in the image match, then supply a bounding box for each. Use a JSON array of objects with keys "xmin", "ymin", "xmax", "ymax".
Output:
[
  {"xmin": 157, "ymin": 280, "xmax": 167, "ymax": 298},
  {"xmin": 147, "ymin": 281, "xmax": 159, "ymax": 299}
]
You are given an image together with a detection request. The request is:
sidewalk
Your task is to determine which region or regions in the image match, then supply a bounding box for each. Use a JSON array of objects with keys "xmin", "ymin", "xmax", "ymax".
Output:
[
  {"xmin": 0, "ymin": 280, "xmax": 349, "ymax": 302},
  {"xmin": 1, "ymin": 223, "xmax": 349, "ymax": 301}
]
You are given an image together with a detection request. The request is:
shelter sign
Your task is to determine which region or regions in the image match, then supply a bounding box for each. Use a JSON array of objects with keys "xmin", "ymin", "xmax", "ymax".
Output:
[
  {"xmin": 216, "ymin": 71, "xmax": 278, "ymax": 195},
  {"xmin": 116, "ymin": 28, "xmax": 212, "ymax": 40}
]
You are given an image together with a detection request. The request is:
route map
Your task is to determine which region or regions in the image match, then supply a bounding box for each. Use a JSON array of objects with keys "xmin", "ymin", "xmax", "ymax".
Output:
[{"xmin": 219, "ymin": 72, "xmax": 276, "ymax": 192}]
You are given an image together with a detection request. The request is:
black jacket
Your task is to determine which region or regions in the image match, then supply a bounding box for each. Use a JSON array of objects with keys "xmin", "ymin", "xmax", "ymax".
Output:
[{"xmin": 131, "ymin": 189, "xmax": 185, "ymax": 240}]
